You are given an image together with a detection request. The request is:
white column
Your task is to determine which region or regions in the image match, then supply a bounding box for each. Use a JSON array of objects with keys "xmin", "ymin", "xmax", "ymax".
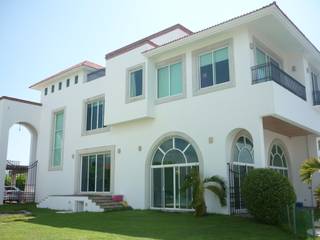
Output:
[
  {"xmin": 0, "ymin": 127, "xmax": 9, "ymax": 204},
  {"xmin": 252, "ymin": 119, "xmax": 267, "ymax": 168}
]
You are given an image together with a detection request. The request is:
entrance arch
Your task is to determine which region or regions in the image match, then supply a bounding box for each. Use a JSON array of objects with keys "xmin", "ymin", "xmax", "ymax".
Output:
[{"xmin": 0, "ymin": 96, "xmax": 41, "ymax": 204}]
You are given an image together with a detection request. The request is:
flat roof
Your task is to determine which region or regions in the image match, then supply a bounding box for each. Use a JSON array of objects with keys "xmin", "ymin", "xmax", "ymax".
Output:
[{"xmin": 0, "ymin": 96, "xmax": 41, "ymax": 106}]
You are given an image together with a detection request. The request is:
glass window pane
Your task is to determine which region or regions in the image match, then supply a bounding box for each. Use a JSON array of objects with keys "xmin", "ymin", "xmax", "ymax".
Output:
[
  {"xmin": 273, "ymin": 154, "xmax": 282, "ymax": 167},
  {"xmin": 81, "ymin": 156, "xmax": 88, "ymax": 191},
  {"xmin": 55, "ymin": 111, "xmax": 64, "ymax": 131},
  {"xmin": 92, "ymin": 102, "xmax": 98, "ymax": 130},
  {"xmin": 238, "ymin": 148, "xmax": 253, "ymax": 164},
  {"xmin": 152, "ymin": 149, "xmax": 164, "ymax": 165},
  {"xmin": 214, "ymin": 48, "xmax": 229, "ymax": 84},
  {"xmin": 53, "ymin": 149, "xmax": 61, "ymax": 167},
  {"xmin": 170, "ymin": 62, "xmax": 182, "ymax": 96},
  {"xmin": 200, "ymin": 53, "xmax": 213, "ymax": 88},
  {"xmin": 184, "ymin": 146, "xmax": 198, "ymax": 163},
  {"xmin": 163, "ymin": 150, "xmax": 185, "ymax": 165},
  {"xmin": 174, "ymin": 138, "xmax": 188, "ymax": 151},
  {"xmin": 130, "ymin": 69, "xmax": 143, "ymax": 97},
  {"xmin": 160, "ymin": 139, "xmax": 173, "ymax": 153},
  {"xmin": 153, "ymin": 168, "xmax": 162, "ymax": 208},
  {"xmin": 158, "ymin": 67, "xmax": 169, "ymax": 98},
  {"xmin": 54, "ymin": 131, "xmax": 62, "ymax": 148},
  {"xmin": 96, "ymin": 155, "xmax": 104, "ymax": 192},
  {"xmin": 86, "ymin": 103, "xmax": 92, "ymax": 131},
  {"xmin": 256, "ymin": 48, "xmax": 266, "ymax": 65},
  {"xmin": 164, "ymin": 167, "xmax": 174, "ymax": 208},
  {"xmin": 104, "ymin": 154, "xmax": 111, "ymax": 192},
  {"xmin": 98, "ymin": 101, "xmax": 104, "ymax": 129},
  {"xmin": 88, "ymin": 155, "xmax": 96, "ymax": 191}
]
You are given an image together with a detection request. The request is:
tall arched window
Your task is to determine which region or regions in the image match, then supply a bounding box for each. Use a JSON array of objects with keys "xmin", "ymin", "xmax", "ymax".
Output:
[
  {"xmin": 151, "ymin": 136, "xmax": 199, "ymax": 209},
  {"xmin": 269, "ymin": 143, "xmax": 288, "ymax": 177},
  {"xmin": 231, "ymin": 132, "xmax": 254, "ymax": 212}
]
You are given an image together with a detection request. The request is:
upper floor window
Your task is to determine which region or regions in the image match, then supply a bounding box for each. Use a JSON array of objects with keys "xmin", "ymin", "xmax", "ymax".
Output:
[
  {"xmin": 51, "ymin": 110, "xmax": 64, "ymax": 169},
  {"xmin": 66, "ymin": 79, "xmax": 70, "ymax": 87},
  {"xmin": 58, "ymin": 82, "xmax": 62, "ymax": 90},
  {"xmin": 75, "ymin": 75, "xmax": 79, "ymax": 84},
  {"xmin": 199, "ymin": 47, "xmax": 229, "ymax": 89},
  {"xmin": 44, "ymin": 88, "xmax": 48, "ymax": 96},
  {"xmin": 85, "ymin": 98, "xmax": 105, "ymax": 132},
  {"xmin": 255, "ymin": 47, "xmax": 280, "ymax": 67},
  {"xmin": 129, "ymin": 68, "xmax": 143, "ymax": 98},
  {"xmin": 51, "ymin": 85, "xmax": 55, "ymax": 93},
  {"xmin": 157, "ymin": 61, "xmax": 182, "ymax": 98}
]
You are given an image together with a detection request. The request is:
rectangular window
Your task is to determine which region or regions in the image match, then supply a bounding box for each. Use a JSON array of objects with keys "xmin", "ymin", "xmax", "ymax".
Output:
[
  {"xmin": 58, "ymin": 82, "xmax": 62, "ymax": 90},
  {"xmin": 80, "ymin": 153, "xmax": 111, "ymax": 192},
  {"xmin": 129, "ymin": 69, "xmax": 143, "ymax": 98},
  {"xmin": 157, "ymin": 62, "xmax": 182, "ymax": 98},
  {"xmin": 85, "ymin": 98, "xmax": 105, "ymax": 131},
  {"xmin": 44, "ymin": 88, "xmax": 48, "ymax": 96},
  {"xmin": 66, "ymin": 79, "xmax": 70, "ymax": 87},
  {"xmin": 199, "ymin": 47, "xmax": 229, "ymax": 88},
  {"xmin": 52, "ymin": 110, "xmax": 64, "ymax": 168},
  {"xmin": 51, "ymin": 85, "xmax": 55, "ymax": 93},
  {"xmin": 75, "ymin": 75, "xmax": 78, "ymax": 84}
]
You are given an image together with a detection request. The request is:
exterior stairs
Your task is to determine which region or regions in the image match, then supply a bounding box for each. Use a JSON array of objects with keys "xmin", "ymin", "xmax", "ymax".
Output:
[{"xmin": 88, "ymin": 195, "xmax": 126, "ymax": 211}]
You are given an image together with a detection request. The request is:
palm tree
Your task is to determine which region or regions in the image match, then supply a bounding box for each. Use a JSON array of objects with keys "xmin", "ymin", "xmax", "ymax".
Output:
[
  {"xmin": 181, "ymin": 168, "xmax": 226, "ymax": 217},
  {"xmin": 300, "ymin": 157, "xmax": 320, "ymax": 204}
]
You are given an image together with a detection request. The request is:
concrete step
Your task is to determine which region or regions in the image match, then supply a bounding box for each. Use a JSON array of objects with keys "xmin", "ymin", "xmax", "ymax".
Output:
[{"xmin": 88, "ymin": 195, "xmax": 126, "ymax": 211}]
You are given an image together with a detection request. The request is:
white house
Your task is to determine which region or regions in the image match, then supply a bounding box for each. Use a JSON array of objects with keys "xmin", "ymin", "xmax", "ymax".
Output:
[{"xmin": 1, "ymin": 2, "xmax": 320, "ymax": 214}]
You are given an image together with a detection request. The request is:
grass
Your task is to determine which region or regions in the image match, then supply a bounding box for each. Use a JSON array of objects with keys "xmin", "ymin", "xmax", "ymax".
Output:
[{"xmin": 0, "ymin": 204, "xmax": 314, "ymax": 240}]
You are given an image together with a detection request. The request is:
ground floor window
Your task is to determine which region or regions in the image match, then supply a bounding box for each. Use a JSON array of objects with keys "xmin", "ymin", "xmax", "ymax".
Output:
[
  {"xmin": 81, "ymin": 153, "xmax": 111, "ymax": 192},
  {"xmin": 269, "ymin": 143, "xmax": 288, "ymax": 177},
  {"xmin": 151, "ymin": 136, "xmax": 199, "ymax": 209}
]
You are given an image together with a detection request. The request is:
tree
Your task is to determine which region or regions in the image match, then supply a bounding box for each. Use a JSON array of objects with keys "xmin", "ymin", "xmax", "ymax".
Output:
[
  {"xmin": 181, "ymin": 168, "xmax": 226, "ymax": 217},
  {"xmin": 300, "ymin": 157, "xmax": 320, "ymax": 204}
]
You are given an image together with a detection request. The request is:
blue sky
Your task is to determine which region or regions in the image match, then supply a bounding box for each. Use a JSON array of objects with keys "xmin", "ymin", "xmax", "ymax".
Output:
[{"xmin": 1, "ymin": 0, "xmax": 320, "ymax": 164}]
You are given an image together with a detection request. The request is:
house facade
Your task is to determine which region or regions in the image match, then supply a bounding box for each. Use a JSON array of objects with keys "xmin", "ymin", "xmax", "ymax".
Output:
[{"xmin": 1, "ymin": 2, "xmax": 320, "ymax": 214}]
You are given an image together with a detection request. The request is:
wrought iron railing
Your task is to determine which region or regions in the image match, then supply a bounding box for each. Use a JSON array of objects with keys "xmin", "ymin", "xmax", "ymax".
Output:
[{"xmin": 251, "ymin": 63, "xmax": 306, "ymax": 100}]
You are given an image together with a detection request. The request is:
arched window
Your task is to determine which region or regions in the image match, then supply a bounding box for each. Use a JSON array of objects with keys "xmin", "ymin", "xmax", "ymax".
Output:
[
  {"xmin": 269, "ymin": 143, "xmax": 288, "ymax": 177},
  {"xmin": 151, "ymin": 136, "xmax": 199, "ymax": 210},
  {"xmin": 231, "ymin": 132, "xmax": 254, "ymax": 212}
]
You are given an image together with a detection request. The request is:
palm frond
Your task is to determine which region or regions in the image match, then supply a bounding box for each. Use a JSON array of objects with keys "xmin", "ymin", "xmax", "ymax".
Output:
[
  {"xmin": 204, "ymin": 175, "xmax": 226, "ymax": 192},
  {"xmin": 300, "ymin": 157, "xmax": 320, "ymax": 184},
  {"xmin": 205, "ymin": 185, "xmax": 227, "ymax": 206},
  {"xmin": 315, "ymin": 185, "xmax": 320, "ymax": 202}
]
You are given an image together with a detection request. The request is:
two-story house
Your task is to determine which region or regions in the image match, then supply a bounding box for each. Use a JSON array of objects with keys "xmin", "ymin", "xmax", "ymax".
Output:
[{"xmin": 1, "ymin": 2, "xmax": 320, "ymax": 214}]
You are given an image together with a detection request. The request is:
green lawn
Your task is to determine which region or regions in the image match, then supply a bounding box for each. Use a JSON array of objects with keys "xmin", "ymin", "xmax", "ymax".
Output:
[{"xmin": 0, "ymin": 204, "xmax": 313, "ymax": 240}]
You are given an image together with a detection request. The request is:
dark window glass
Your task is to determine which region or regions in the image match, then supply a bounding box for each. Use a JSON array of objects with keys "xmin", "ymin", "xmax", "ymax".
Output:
[
  {"xmin": 104, "ymin": 154, "xmax": 111, "ymax": 192},
  {"xmin": 96, "ymin": 154, "xmax": 104, "ymax": 192},
  {"xmin": 98, "ymin": 101, "xmax": 104, "ymax": 128},
  {"xmin": 58, "ymin": 82, "xmax": 62, "ymax": 90},
  {"xmin": 200, "ymin": 64, "xmax": 213, "ymax": 88},
  {"xmin": 66, "ymin": 79, "xmax": 70, "ymax": 87},
  {"xmin": 88, "ymin": 155, "xmax": 96, "ymax": 191},
  {"xmin": 86, "ymin": 103, "xmax": 92, "ymax": 131},
  {"xmin": 215, "ymin": 59, "xmax": 229, "ymax": 84},
  {"xmin": 51, "ymin": 85, "xmax": 55, "ymax": 93},
  {"xmin": 92, "ymin": 102, "xmax": 98, "ymax": 130},
  {"xmin": 130, "ymin": 69, "xmax": 143, "ymax": 97},
  {"xmin": 44, "ymin": 88, "xmax": 48, "ymax": 96},
  {"xmin": 81, "ymin": 156, "xmax": 88, "ymax": 191},
  {"xmin": 75, "ymin": 75, "xmax": 78, "ymax": 84},
  {"xmin": 153, "ymin": 168, "xmax": 162, "ymax": 207}
]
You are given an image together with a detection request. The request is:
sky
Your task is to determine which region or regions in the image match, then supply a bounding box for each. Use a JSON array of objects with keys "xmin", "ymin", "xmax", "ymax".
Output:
[{"xmin": 1, "ymin": 0, "xmax": 320, "ymax": 165}]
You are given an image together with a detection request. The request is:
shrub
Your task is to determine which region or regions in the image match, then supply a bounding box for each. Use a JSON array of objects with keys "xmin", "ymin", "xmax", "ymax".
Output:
[{"xmin": 242, "ymin": 168, "xmax": 296, "ymax": 225}]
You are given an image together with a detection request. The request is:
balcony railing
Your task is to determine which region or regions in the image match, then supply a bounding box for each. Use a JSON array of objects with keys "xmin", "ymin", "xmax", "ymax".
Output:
[{"xmin": 251, "ymin": 63, "xmax": 306, "ymax": 100}]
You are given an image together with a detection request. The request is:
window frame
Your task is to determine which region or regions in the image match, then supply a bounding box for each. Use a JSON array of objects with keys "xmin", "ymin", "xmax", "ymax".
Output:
[
  {"xmin": 75, "ymin": 75, "xmax": 79, "ymax": 84},
  {"xmin": 77, "ymin": 145, "xmax": 115, "ymax": 194},
  {"xmin": 66, "ymin": 79, "xmax": 70, "ymax": 87},
  {"xmin": 268, "ymin": 140, "xmax": 290, "ymax": 178},
  {"xmin": 126, "ymin": 63, "xmax": 145, "ymax": 103},
  {"xmin": 51, "ymin": 85, "xmax": 55, "ymax": 93},
  {"xmin": 155, "ymin": 55, "xmax": 186, "ymax": 105},
  {"xmin": 82, "ymin": 94, "xmax": 109, "ymax": 136},
  {"xmin": 49, "ymin": 107, "xmax": 65, "ymax": 171},
  {"xmin": 44, "ymin": 88, "xmax": 48, "ymax": 96},
  {"xmin": 192, "ymin": 39, "xmax": 234, "ymax": 96}
]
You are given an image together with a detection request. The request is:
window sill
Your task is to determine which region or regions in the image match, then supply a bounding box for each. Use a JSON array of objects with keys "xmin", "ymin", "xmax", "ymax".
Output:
[
  {"xmin": 82, "ymin": 126, "xmax": 111, "ymax": 136},
  {"xmin": 126, "ymin": 95, "xmax": 145, "ymax": 104},
  {"xmin": 154, "ymin": 93, "xmax": 186, "ymax": 105},
  {"xmin": 193, "ymin": 80, "xmax": 234, "ymax": 97}
]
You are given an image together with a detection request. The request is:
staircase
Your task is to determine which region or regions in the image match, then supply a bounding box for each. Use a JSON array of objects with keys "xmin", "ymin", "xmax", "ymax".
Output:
[{"xmin": 88, "ymin": 195, "xmax": 125, "ymax": 211}]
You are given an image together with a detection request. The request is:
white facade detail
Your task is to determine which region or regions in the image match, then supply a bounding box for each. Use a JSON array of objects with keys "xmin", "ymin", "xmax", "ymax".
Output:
[{"xmin": 1, "ymin": 3, "xmax": 320, "ymax": 213}]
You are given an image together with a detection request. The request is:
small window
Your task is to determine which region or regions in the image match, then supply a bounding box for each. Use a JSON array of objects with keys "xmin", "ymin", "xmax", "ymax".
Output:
[
  {"xmin": 199, "ymin": 47, "xmax": 229, "ymax": 89},
  {"xmin": 44, "ymin": 88, "xmax": 48, "ymax": 96},
  {"xmin": 157, "ymin": 62, "xmax": 182, "ymax": 98},
  {"xmin": 85, "ymin": 98, "xmax": 105, "ymax": 132},
  {"xmin": 58, "ymin": 82, "xmax": 62, "ymax": 90},
  {"xmin": 51, "ymin": 110, "xmax": 64, "ymax": 169},
  {"xmin": 75, "ymin": 75, "xmax": 78, "ymax": 84},
  {"xmin": 66, "ymin": 79, "xmax": 70, "ymax": 87},
  {"xmin": 129, "ymin": 69, "xmax": 143, "ymax": 98},
  {"xmin": 51, "ymin": 85, "xmax": 55, "ymax": 93}
]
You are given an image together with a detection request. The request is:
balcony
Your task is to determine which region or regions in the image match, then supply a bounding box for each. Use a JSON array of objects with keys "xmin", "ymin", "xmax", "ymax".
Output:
[{"xmin": 251, "ymin": 63, "xmax": 306, "ymax": 100}]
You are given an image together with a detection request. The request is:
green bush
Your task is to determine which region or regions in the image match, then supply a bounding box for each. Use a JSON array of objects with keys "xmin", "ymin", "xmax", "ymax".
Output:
[{"xmin": 242, "ymin": 168, "xmax": 296, "ymax": 225}]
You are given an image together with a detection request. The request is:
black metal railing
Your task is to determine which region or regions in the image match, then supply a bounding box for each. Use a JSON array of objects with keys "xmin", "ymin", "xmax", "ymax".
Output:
[
  {"xmin": 87, "ymin": 68, "xmax": 106, "ymax": 82},
  {"xmin": 251, "ymin": 63, "xmax": 306, "ymax": 100}
]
